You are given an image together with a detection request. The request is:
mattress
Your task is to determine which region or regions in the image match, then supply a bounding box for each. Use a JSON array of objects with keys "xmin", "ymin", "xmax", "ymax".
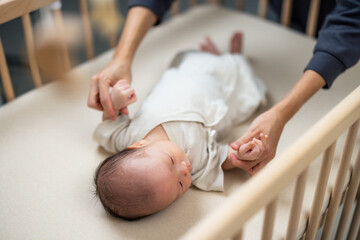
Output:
[{"xmin": 0, "ymin": 5, "xmax": 359, "ymax": 240}]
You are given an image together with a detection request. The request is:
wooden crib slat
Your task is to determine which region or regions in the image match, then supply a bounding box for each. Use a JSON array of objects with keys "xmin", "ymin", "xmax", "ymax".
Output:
[
  {"xmin": 347, "ymin": 189, "xmax": 360, "ymax": 240},
  {"xmin": 322, "ymin": 120, "xmax": 360, "ymax": 240},
  {"xmin": 108, "ymin": 0, "xmax": 118, "ymax": 48},
  {"xmin": 206, "ymin": 0, "xmax": 223, "ymax": 4},
  {"xmin": 232, "ymin": 229, "xmax": 243, "ymax": 240},
  {"xmin": 51, "ymin": 8, "xmax": 71, "ymax": 72},
  {"xmin": 286, "ymin": 168, "xmax": 308, "ymax": 240},
  {"xmin": 236, "ymin": 0, "xmax": 244, "ymax": 10},
  {"xmin": 335, "ymin": 145, "xmax": 360, "ymax": 240},
  {"xmin": 189, "ymin": 0, "xmax": 197, "ymax": 8},
  {"xmin": 306, "ymin": 142, "xmax": 337, "ymax": 240},
  {"xmin": 306, "ymin": 0, "xmax": 321, "ymax": 37},
  {"xmin": 79, "ymin": 0, "xmax": 94, "ymax": 60},
  {"xmin": 171, "ymin": 1, "xmax": 180, "ymax": 16},
  {"xmin": 181, "ymin": 86, "xmax": 360, "ymax": 240},
  {"xmin": 258, "ymin": 0, "xmax": 268, "ymax": 19},
  {"xmin": 21, "ymin": 13, "xmax": 42, "ymax": 88},
  {"xmin": 281, "ymin": 0, "xmax": 293, "ymax": 27},
  {"xmin": 0, "ymin": 36, "xmax": 15, "ymax": 101},
  {"xmin": 261, "ymin": 198, "xmax": 278, "ymax": 240}
]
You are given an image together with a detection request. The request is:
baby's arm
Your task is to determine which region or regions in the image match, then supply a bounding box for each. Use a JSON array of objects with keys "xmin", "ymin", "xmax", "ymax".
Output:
[
  {"xmin": 103, "ymin": 80, "xmax": 136, "ymax": 120},
  {"xmin": 222, "ymin": 133, "xmax": 269, "ymax": 171}
]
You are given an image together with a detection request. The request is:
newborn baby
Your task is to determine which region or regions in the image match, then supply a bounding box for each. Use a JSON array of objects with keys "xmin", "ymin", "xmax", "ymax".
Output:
[{"xmin": 94, "ymin": 32, "xmax": 268, "ymax": 219}]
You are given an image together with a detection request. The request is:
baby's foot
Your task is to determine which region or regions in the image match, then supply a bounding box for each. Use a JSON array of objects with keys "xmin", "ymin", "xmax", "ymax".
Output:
[
  {"xmin": 199, "ymin": 36, "xmax": 221, "ymax": 55},
  {"xmin": 230, "ymin": 32, "xmax": 243, "ymax": 54},
  {"xmin": 238, "ymin": 133, "xmax": 268, "ymax": 160}
]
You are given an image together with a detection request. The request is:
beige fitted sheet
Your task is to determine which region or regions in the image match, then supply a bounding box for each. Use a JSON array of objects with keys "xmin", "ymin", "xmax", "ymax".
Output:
[{"xmin": 0, "ymin": 5, "xmax": 359, "ymax": 240}]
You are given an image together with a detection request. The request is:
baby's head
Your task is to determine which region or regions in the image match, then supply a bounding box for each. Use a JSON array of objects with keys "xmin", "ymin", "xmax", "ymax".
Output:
[{"xmin": 94, "ymin": 140, "xmax": 192, "ymax": 220}]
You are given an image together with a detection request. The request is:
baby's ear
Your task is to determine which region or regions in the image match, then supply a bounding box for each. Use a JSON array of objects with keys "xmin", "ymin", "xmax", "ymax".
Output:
[{"xmin": 127, "ymin": 139, "xmax": 148, "ymax": 149}]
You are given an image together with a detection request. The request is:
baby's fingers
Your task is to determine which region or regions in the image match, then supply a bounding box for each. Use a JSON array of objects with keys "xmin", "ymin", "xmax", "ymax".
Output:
[
  {"xmin": 259, "ymin": 133, "xmax": 268, "ymax": 144},
  {"xmin": 120, "ymin": 107, "xmax": 129, "ymax": 115},
  {"xmin": 239, "ymin": 141, "xmax": 256, "ymax": 155},
  {"xmin": 238, "ymin": 141, "xmax": 260, "ymax": 160},
  {"xmin": 253, "ymin": 137, "xmax": 265, "ymax": 153},
  {"xmin": 260, "ymin": 134, "xmax": 269, "ymax": 148},
  {"xmin": 123, "ymin": 89, "xmax": 137, "ymax": 107}
]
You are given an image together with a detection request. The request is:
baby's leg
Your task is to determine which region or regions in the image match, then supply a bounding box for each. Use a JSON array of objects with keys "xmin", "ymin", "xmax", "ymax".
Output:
[
  {"xmin": 230, "ymin": 32, "xmax": 242, "ymax": 54},
  {"xmin": 237, "ymin": 133, "xmax": 268, "ymax": 160},
  {"xmin": 199, "ymin": 36, "xmax": 221, "ymax": 55},
  {"xmin": 199, "ymin": 31, "xmax": 243, "ymax": 55}
]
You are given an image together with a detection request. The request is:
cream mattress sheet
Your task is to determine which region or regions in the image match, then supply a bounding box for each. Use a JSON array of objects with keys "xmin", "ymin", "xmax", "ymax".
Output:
[{"xmin": 1, "ymin": 5, "xmax": 359, "ymax": 240}]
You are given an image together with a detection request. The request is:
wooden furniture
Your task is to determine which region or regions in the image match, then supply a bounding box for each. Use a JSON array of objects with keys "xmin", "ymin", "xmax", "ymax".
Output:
[
  {"xmin": 0, "ymin": 0, "xmax": 71, "ymax": 101},
  {"xmin": 0, "ymin": 1, "xmax": 359, "ymax": 240}
]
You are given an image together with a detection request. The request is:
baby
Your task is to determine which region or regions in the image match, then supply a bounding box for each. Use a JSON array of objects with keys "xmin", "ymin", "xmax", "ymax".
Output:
[{"xmin": 94, "ymin": 32, "xmax": 268, "ymax": 220}]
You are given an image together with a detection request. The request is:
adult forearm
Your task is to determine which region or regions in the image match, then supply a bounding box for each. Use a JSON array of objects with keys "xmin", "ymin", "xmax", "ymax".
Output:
[
  {"xmin": 112, "ymin": 6, "xmax": 157, "ymax": 65},
  {"xmin": 305, "ymin": 0, "xmax": 360, "ymax": 88},
  {"xmin": 274, "ymin": 70, "xmax": 326, "ymax": 124}
]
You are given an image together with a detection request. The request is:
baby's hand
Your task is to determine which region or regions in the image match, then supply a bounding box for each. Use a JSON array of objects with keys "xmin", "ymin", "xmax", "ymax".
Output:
[
  {"xmin": 237, "ymin": 133, "xmax": 269, "ymax": 161},
  {"xmin": 111, "ymin": 80, "xmax": 137, "ymax": 115}
]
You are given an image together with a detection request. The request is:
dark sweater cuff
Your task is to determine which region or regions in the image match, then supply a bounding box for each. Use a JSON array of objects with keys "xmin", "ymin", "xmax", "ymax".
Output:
[
  {"xmin": 305, "ymin": 51, "xmax": 346, "ymax": 89},
  {"xmin": 128, "ymin": 0, "xmax": 167, "ymax": 25}
]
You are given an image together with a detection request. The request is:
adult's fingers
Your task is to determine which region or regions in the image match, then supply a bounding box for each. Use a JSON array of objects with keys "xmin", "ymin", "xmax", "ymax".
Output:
[
  {"xmin": 87, "ymin": 75, "xmax": 103, "ymax": 111},
  {"xmin": 231, "ymin": 133, "xmax": 254, "ymax": 151},
  {"xmin": 249, "ymin": 158, "xmax": 269, "ymax": 176},
  {"xmin": 98, "ymin": 76, "xmax": 116, "ymax": 120},
  {"xmin": 230, "ymin": 153, "xmax": 261, "ymax": 170}
]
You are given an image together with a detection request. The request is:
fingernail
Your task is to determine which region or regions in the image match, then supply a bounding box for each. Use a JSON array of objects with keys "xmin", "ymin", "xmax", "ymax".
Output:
[{"xmin": 231, "ymin": 142, "xmax": 239, "ymax": 150}]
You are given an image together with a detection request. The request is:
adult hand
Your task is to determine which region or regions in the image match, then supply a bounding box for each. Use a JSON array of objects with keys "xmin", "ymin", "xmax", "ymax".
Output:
[
  {"xmin": 230, "ymin": 70, "xmax": 326, "ymax": 176},
  {"xmin": 230, "ymin": 107, "xmax": 286, "ymax": 176},
  {"xmin": 111, "ymin": 80, "xmax": 137, "ymax": 115},
  {"xmin": 87, "ymin": 60, "xmax": 133, "ymax": 120}
]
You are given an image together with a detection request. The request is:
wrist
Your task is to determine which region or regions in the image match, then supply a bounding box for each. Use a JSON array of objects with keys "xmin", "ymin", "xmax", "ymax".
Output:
[
  {"xmin": 273, "ymin": 70, "xmax": 325, "ymax": 124},
  {"xmin": 112, "ymin": 51, "xmax": 133, "ymax": 66},
  {"xmin": 272, "ymin": 100, "xmax": 294, "ymax": 125}
]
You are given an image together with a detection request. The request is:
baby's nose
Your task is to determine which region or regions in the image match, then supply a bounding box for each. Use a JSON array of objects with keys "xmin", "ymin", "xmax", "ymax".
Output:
[{"xmin": 180, "ymin": 161, "xmax": 189, "ymax": 175}]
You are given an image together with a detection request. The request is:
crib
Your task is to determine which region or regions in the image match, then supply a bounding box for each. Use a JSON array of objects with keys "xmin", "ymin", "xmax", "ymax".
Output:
[{"xmin": 0, "ymin": 1, "xmax": 359, "ymax": 240}]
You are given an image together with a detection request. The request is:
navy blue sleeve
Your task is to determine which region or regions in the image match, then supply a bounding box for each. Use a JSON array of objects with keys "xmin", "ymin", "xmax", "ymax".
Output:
[
  {"xmin": 128, "ymin": 0, "xmax": 175, "ymax": 25},
  {"xmin": 305, "ymin": 0, "xmax": 360, "ymax": 88}
]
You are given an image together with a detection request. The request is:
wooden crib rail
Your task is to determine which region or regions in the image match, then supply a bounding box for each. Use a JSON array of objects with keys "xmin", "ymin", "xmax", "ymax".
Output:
[
  {"xmin": 0, "ymin": 0, "xmax": 59, "ymax": 24},
  {"xmin": 259, "ymin": 0, "xmax": 321, "ymax": 37},
  {"xmin": 180, "ymin": 86, "xmax": 360, "ymax": 240},
  {"xmin": 170, "ymin": 0, "xmax": 321, "ymax": 37},
  {"xmin": 0, "ymin": 0, "xmax": 70, "ymax": 102}
]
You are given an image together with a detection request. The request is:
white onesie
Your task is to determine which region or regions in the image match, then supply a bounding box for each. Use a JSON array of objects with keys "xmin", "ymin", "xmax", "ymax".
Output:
[{"xmin": 94, "ymin": 51, "xmax": 266, "ymax": 191}]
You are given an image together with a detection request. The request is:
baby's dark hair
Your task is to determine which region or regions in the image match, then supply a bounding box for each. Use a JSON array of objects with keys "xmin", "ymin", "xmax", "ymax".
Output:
[{"xmin": 94, "ymin": 147, "xmax": 156, "ymax": 220}]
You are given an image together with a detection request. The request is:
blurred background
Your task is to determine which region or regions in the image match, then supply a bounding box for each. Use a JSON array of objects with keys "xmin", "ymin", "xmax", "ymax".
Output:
[{"xmin": 0, "ymin": 0, "xmax": 282, "ymax": 106}]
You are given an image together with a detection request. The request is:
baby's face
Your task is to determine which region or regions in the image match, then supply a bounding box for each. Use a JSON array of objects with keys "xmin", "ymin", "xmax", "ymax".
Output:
[{"xmin": 138, "ymin": 140, "xmax": 192, "ymax": 211}]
